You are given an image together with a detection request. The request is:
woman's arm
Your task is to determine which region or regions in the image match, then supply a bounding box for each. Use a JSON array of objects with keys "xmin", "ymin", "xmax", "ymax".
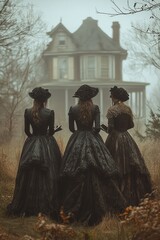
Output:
[
  {"xmin": 107, "ymin": 117, "xmax": 115, "ymax": 134},
  {"xmin": 94, "ymin": 105, "xmax": 100, "ymax": 133},
  {"xmin": 68, "ymin": 107, "xmax": 75, "ymax": 133},
  {"xmin": 48, "ymin": 110, "xmax": 55, "ymax": 135},
  {"xmin": 24, "ymin": 109, "xmax": 32, "ymax": 137}
]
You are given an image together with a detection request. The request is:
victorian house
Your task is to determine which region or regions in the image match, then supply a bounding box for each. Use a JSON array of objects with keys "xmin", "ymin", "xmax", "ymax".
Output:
[{"xmin": 42, "ymin": 17, "xmax": 148, "ymax": 128}]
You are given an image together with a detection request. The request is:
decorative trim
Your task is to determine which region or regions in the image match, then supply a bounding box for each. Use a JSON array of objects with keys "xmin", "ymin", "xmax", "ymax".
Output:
[{"xmin": 106, "ymin": 102, "xmax": 133, "ymax": 119}]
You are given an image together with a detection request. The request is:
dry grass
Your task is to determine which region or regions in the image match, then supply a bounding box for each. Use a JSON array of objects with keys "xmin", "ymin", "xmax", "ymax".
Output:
[
  {"xmin": 0, "ymin": 138, "xmax": 160, "ymax": 239},
  {"xmin": 139, "ymin": 139, "xmax": 160, "ymax": 193},
  {"xmin": 119, "ymin": 195, "xmax": 160, "ymax": 240},
  {"xmin": 90, "ymin": 216, "xmax": 129, "ymax": 240}
]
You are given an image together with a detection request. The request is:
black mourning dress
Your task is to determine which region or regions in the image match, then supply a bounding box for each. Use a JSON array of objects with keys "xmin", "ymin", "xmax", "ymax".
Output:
[
  {"xmin": 105, "ymin": 102, "xmax": 152, "ymax": 206},
  {"xmin": 60, "ymin": 104, "xmax": 126, "ymax": 226},
  {"xmin": 7, "ymin": 108, "xmax": 61, "ymax": 218}
]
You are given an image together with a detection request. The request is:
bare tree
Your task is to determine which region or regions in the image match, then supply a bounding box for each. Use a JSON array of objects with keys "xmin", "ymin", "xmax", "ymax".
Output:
[
  {"xmin": 124, "ymin": 21, "xmax": 160, "ymax": 70},
  {"xmin": 97, "ymin": 0, "xmax": 160, "ymax": 72},
  {"xmin": 96, "ymin": 0, "xmax": 160, "ymax": 35},
  {"xmin": 0, "ymin": 0, "xmax": 49, "ymax": 141},
  {"xmin": 96, "ymin": 0, "xmax": 160, "ymax": 16},
  {"xmin": 0, "ymin": 0, "xmax": 45, "ymax": 48},
  {"xmin": 0, "ymin": 48, "xmax": 42, "ymax": 137}
]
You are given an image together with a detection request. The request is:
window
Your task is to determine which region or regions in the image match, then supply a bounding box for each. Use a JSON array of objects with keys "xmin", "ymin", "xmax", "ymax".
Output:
[
  {"xmin": 101, "ymin": 56, "xmax": 109, "ymax": 79},
  {"xmin": 81, "ymin": 56, "xmax": 96, "ymax": 80},
  {"xmin": 87, "ymin": 56, "xmax": 95, "ymax": 78},
  {"xmin": 58, "ymin": 57, "xmax": 68, "ymax": 79},
  {"xmin": 80, "ymin": 55, "xmax": 114, "ymax": 80},
  {"xmin": 58, "ymin": 33, "xmax": 66, "ymax": 45}
]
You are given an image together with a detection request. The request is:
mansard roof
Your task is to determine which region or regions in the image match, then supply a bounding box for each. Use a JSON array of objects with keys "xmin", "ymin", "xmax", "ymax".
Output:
[{"xmin": 72, "ymin": 17, "xmax": 126, "ymax": 54}]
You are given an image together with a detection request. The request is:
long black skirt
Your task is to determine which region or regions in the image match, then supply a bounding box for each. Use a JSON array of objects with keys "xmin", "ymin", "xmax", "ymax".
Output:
[
  {"xmin": 60, "ymin": 130, "xmax": 126, "ymax": 226},
  {"xmin": 105, "ymin": 131, "xmax": 152, "ymax": 206},
  {"xmin": 7, "ymin": 135, "xmax": 61, "ymax": 219}
]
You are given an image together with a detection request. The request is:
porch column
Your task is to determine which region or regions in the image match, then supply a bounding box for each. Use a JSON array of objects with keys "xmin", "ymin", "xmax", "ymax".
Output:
[
  {"xmin": 142, "ymin": 89, "xmax": 146, "ymax": 118},
  {"xmin": 139, "ymin": 92, "xmax": 142, "ymax": 117},
  {"xmin": 129, "ymin": 92, "xmax": 133, "ymax": 109},
  {"xmin": 99, "ymin": 88, "xmax": 103, "ymax": 121},
  {"xmin": 135, "ymin": 91, "xmax": 139, "ymax": 117},
  {"xmin": 65, "ymin": 88, "xmax": 69, "ymax": 120}
]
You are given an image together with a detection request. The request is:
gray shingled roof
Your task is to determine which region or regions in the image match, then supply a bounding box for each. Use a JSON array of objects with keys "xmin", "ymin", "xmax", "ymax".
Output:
[
  {"xmin": 46, "ymin": 17, "xmax": 127, "ymax": 56},
  {"xmin": 73, "ymin": 17, "xmax": 127, "ymax": 53}
]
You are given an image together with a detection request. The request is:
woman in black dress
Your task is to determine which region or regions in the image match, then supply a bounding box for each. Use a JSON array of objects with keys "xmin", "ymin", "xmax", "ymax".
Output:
[
  {"xmin": 102, "ymin": 86, "xmax": 152, "ymax": 206},
  {"xmin": 60, "ymin": 84, "xmax": 126, "ymax": 226},
  {"xmin": 7, "ymin": 87, "xmax": 62, "ymax": 219}
]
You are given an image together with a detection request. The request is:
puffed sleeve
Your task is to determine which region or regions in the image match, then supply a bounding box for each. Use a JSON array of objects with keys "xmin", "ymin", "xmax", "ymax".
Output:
[
  {"xmin": 48, "ymin": 110, "xmax": 55, "ymax": 135},
  {"xmin": 24, "ymin": 109, "xmax": 32, "ymax": 137},
  {"xmin": 68, "ymin": 107, "xmax": 75, "ymax": 133},
  {"xmin": 94, "ymin": 105, "xmax": 100, "ymax": 133}
]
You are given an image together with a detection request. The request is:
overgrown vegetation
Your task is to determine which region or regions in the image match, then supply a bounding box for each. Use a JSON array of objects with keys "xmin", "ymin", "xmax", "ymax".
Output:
[
  {"xmin": 0, "ymin": 138, "xmax": 160, "ymax": 239},
  {"xmin": 145, "ymin": 108, "xmax": 160, "ymax": 140},
  {"xmin": 120, "ymin": 194, "xmax": 160, "ymax": 240},
  {"xmin": 135, "ymin": 108, "xmax": 160, "ymax": 141}
]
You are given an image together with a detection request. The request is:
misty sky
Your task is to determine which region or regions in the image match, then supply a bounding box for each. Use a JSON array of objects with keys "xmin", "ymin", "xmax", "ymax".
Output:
[
  {"xmin": 24, "ymin": 0, "xmax": 151, "ymax": 34},
  {"xmin": 23, "ymin": 0, "xmax": 158, "ymax": 98}
]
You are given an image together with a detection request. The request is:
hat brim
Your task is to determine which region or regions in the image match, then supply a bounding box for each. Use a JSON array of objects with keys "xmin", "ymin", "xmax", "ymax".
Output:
[
  {"xmin": 28, "ymin": 91, "xmax": 51, "ymax": 101},
  {"xmin": 29, "ymin": 92, "xmax": 34, "ymax": 99},
  {"xmin": 73, "ymin": 87, "xmax": 99, "ymax": 100}
]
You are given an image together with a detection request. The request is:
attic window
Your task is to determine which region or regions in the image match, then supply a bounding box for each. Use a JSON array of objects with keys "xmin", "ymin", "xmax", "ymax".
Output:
[{"xmin": 58, "ymin": 33, "xmax": 66, "ymax": 45}]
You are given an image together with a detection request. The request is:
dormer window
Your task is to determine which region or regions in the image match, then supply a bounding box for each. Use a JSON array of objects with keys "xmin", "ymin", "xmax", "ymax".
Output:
[{"xmin": 58, "ymin": 33, "xmax": 66, "ymax": 45}]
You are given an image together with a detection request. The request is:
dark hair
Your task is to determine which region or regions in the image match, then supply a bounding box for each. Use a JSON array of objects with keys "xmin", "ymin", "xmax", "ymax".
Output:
[
  {"xmin": 110, "ymin": 86, "xmax": 129, "ymax": 102},
  {"xmin": 78, "ymin": 99, "xmax": 93, "ymax": 126},
  {"xmin": 31, "ymin": 100, "xmax": 45, "ymax": 124},
  {"xmin": 29, "ymin": 87, "xmax": 51, "ymax": 124}
]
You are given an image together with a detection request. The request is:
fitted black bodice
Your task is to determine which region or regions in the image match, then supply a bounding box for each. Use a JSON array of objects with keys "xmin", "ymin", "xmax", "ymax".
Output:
[
  {"xmin": 24, "ymin": 108, "xmax": 54, "ymax": 136},
  {"xmin": 68, "ymin": 104, "xmax": 100, "ymax": 132},
  {"xmin": 107, "ymin": 103, "xmax": 134, "ymax": 134},
  {"xmin": 108, "ymin": 113, "xmax": 134, "ymax": 133}
]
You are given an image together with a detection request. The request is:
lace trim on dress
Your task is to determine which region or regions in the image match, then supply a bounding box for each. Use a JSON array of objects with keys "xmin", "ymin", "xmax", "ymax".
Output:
[{"xmin": 106, "ymin": 103, "xmax": 133, "ymax": 119}]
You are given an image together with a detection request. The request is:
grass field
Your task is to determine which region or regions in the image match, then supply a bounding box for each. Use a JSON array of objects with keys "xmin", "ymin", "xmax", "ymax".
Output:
[{"xmin": 0, "ymin": 138, "xmax": 160, "ymax": 240}]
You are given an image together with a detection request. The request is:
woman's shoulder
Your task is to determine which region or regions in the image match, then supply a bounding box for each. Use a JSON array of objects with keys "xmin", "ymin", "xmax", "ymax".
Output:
[
  {"xmin": 24, "ymin": 108, "xmax": 32, "ymax": 115},
  {"xmin": 41, "ymin": 108, "xmax": 54, "ymax": 117},
  {"xmin": 107, "ymin": 103, "xmax": 132, "ymax": 119},
  {"xmin": 44, "ymin": 107, "xmax": 54, "ymax": 112},
  {"xmin": 68, "ymin": 104, "xmax": 100, "ymax": 114},
  {"xmin": 68, "ymin": 105, "xmax": 78, "ymax": 114}
]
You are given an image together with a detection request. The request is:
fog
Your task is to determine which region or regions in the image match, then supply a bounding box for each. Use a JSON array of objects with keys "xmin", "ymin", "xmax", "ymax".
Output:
[
  {"xmin": 1, "ymin": 0, "xmax": 159, "ymax": 142},
  {"xmin": 23, "ymin": 0, "xmax": 158, "ymax": 102}
]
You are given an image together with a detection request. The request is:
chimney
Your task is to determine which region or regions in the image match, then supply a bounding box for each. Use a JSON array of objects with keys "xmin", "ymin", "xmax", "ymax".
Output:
[{"xmin": 112, "ymin": 21, "xmax": 120, "ymax": 45}]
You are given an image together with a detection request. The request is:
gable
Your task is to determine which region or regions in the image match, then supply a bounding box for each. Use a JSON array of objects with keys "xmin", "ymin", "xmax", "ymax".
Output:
[{"xmin": 45, "ymin": 23, "xmax": 77, "ymax": 53}]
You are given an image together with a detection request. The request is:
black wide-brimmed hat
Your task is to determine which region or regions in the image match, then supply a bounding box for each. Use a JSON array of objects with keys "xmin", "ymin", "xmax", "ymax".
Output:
[
  {"xmin": 73, "ymin": 84, "xmax": 99, "ymax": 101},
  {"xmin": 110, "ymin": 86, "xmax": 129, "ymax": 102},
  {"xmin": 29, "ymin": 87, "xmax": 51, "ymax": 102}
]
